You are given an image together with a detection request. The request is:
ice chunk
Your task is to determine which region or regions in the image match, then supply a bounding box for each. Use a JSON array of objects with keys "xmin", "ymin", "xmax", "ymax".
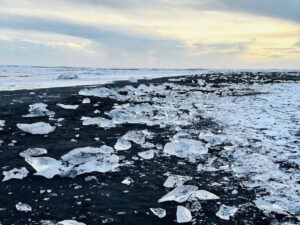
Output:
[
  {"xmin": 81, "ymin": 116, "xmax": 115, "ymax": 129},
  {"xmin": 129, "ymin": 77, "xmax": 137, "ymax": 83},
  {"xmin": 164, "ymin": 139, "xmax": 208, "ymax": 161},
  {"xmin": 57, "ymin": 220, "xmax": 85, "ymax": 225},
  {"xmin": 15, "ymin": 202, "xmax": 32, "ymax": 212},
  {"xmin": 254, "ymin": 198, "xmax": 288, "ymax": 215},
  {"xmin": 122, "ymin": 130, "xmax": 146, "ymax": 145},
  {"xmin": 57, "ymin": 74, "xmax": 78, "ymax": 80},
  {"xmin": 61, "ymin": 146, "xmax": 114, "ymax": 165},
  {"xmin": 79, "ymin": 87, "xmax": 118, "ymax": 98},
  {"xmin": 57, "ymin": 104, "xmax": 79, "ymax": 110},
  {"xmin": 216, "ymin": 205, "xmax": 238, "ymax": 220},
  {"xmin": 0, "ymin": 120, "xmax": 5, "ymax": 130},
  {"xmin": 19, "ymin": 148, "xmax": 48, "ymax": 157},
  {"xmin": 23, "ymin": 103, "xmax": 54, "ymax": 118},
  {"xmin": 17, "ymin": 122, "xmax": 56, "ymax": 135},
  {"xmin": 114, "ymin": 138, "xmax": 132, "ymax": 151},
  {"xmin": 163, "ymin": 175, "xmax": 192, "ymax": 188},
  {"xmin": 2, "ymin": 167, "xmax": 29, "ymax": 182},
  {"xmin": 74, "ymin": 154, "xmax": 119, "ymax": 175},
  {"xmin": 176, "ymin": 206, "xmax": 192, "ymax": 223},
  {"xmin": 158, "ymin": 185, "xmax": 198, "ymax": 203},
  {"xmin": 150, "ymin": 208, "xmax": 166, "ymax": 218},
  {"xmin": 122, "ymin": 177, "xmax": 133, "ymax": 185},
  {"xmin": 192, "ymin": 190, "xmax": 220, "ymax": 200},
  {"xmin": 82, "ymin": 98, "xmax": 90, "ymax": 104},
  {"xmin": 25, "ymin": 157, "xmax": 64, "ymax": 179},
  {"xmin": 138, "ymin": 150, "xmax": 154, "ymax": 159}
]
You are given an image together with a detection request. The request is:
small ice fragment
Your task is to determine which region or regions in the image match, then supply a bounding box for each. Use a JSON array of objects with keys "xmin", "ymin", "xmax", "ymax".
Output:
[
  {"xmin": 15, "ymin": 202, "xmax": 32, "ymax": 212},
  {"xmin": 138, "ymin": 150, "xmax": 154, "ymax": 159},
  {"xmin": 122, "ymin": 177, "xmax": 133, "ymax": 185},
  {"xmin": 82, "ymin": 98, "xmax": 90, "ymax": 104},
  {"xmin": 163, "ymin": 175, "xmax": 192, "ymax": 188},
  {"xmin": 129, "ymin": 77, "xmax": 137, "ymax": 83},
  {"xmin": 56, "ymin": 220, "xmax": 85, "ymax": 225},
  {"xmin": 40, "ymin": 220, "xmax": 55, "ymax": 225},
  {"xmin": 0, "ymin": 140, "xmax": 3, "ymax": 146},
  {"xmin": 150, "ymin": 208, "xmax": 166, "ymax": 218},
  {"xmin": 216, "ymin": 204, "xmax": 238, "ymax": 220},
  {"xmin": 176, "ymin": 206, "xmax": 192, "ymax": 223},
  {"xmin": 23, "ymin": 103, "xmax": 54, "ymax": 118},
  {"xmin": 164, "ymin": 139, "xmax": 208, "ymax": 161},
  {"xmin": 57, "ymin": 104, "xmax": 79, "ymax": 110},
  {"xmin": 158, "ymin": 185, "xmax": 198, "ymax": 203},
  {"xmin": 232, "ymin": 190, "xmax": 238, "ymax": 195},
  {"xmin": 25, "ymin": 157, "xmax": 63, "ymax": 179},
  {"xmin": 192, "ymin": 190, "xmax": 220, "ymax": 200},
  {"xmin": 0, "ymin": 120, "xmax": 5, "ymax": 130},
  {"xmin": 17, "ymin": 122, "xmax": 55, "ymax": 135},
  {"xmin": 81, "ymin": 116, "xmax": 115, "ymax": 129},
  {"xmin": 2, "ymin": 167, "xmax": 29, "ymax": 182},
  {"xmin": 254, "ymin": 198, "xmax": 287, "ymax": 215},
  {"xmin": 85, "ymin": 176, "xmax": 97, "ymax": 182},
  {"xmin": 57, "ymin": 74, "xmax": 78, "ymax": 80},
  {"xmin": 114, "ymin": 138, "xmax": 131, "ymax": 151},
  {"xmin": 19, "ymin": 148, "xmax": 47, "ymax": 157},
  {"xmin": 122, "ymin": 130, "xmax": 146, "ymax": 145}
]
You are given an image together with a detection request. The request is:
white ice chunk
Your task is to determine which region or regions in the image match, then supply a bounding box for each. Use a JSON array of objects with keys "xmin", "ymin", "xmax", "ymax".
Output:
[
  {"xmin": 57, "ymin": 104, "xmax": 79, "ymax": 110},
  {"xmin": 0, "ymin": 120, "xmax": 5, "ymax": 130},
  {"xmin": 82, "ymin": 98, "xmax": 90, "ymax": 104},
  {"xmin": 158, "ymin": 185, "xmax": 198, "ymax": 203},
  {"xmin": 81, "ymin": 116, "xmax": 115, "ymax": 129},
  {"xmin": 150, "ymin": 208, "xmax": 166, "ymax": 218},
  {"xmin": 192, "ymin": 190, "xmax": 220, "ymax": 200},
  {"xmin": 122, "ymin": 130, "xmax": 146, "ymax": 145},
  {"xmin": 164, "ymin": 139, "xmax": 208, "ymax": 161},
  {"xmin": 15, "ymin": 202, "xmax": 32, "ymax": 212},
  {"xmin": 2, "ymin": 167, "xmax": 29, "ymax": 182},
  {"xmin": 19, "ymin": 148, "xmax": 48, "ymax": 157},
  {"xmin": 129, "ymin": 77, "xmax": 138, "ymax": 83},
  {"xmin": 254, "ymin": 198, "xmax": 288, "ymax": 215},
  {"xmin": 57, "ymin": 220, "xmax": 85, "ymax": 225},
  {"xmin": 163, "ymin": 175, "xmax": 192, "ymax": 188},
  {"xmin": 79, "ymin": 87, "xmax": 118, "ymax": 98},
  {"xmin": 138, "ymin": 149, "xmax": 154, "ymax": 159},
  {"xmin": 23, "ymin": 103, "xmax": 54, "ymax": 118},
  {"xmin": 75, "ymin": 154, "xmax": 119, "ymax": 175},
  {"xmin": 114, "ymin": 138, "xmax": 132, "ymax": 151},
  {"xmin": 25, "ymin": 157, "xmax": 64, "ymax": 179},
  {"xmin": 176, "ymin": 206, "xmax": 192, "ymax": 223},
  {"xmin": 216, "ymin": 204, "xmax": 238, "ymax": 220},
  {"xmin": 61, "ymin": 146, "xmax": 114, "ymax": 165},
  {"xmin": 122, "ymin": 177, "xmax": 133, "ymax": 185},
  {"xmin": 17, "ymin": 122, "xmax": 56, "ymax": 135}
]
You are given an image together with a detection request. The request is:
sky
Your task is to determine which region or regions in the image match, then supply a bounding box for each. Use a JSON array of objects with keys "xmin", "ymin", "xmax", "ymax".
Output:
[{"xmin": 1, "ymin": 0, "xmax": 300, "ymax": 69}]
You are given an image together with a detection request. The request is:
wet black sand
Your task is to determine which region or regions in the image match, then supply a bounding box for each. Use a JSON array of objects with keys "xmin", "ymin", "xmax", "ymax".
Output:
[{"xmin": 0, "ymin": 72, "xmax": 299, "ymax": 224}]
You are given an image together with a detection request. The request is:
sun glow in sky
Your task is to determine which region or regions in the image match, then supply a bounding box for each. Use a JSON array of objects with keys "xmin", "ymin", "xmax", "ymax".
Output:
[{"xmin": 1, "ymin": 0, "xmax": 300, "ymax": 68}]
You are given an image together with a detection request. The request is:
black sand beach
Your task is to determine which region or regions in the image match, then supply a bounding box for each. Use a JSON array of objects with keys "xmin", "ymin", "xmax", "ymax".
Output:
[{"xmin": 0, "ymin": 72, "xmax": 299, "ymax": 225}]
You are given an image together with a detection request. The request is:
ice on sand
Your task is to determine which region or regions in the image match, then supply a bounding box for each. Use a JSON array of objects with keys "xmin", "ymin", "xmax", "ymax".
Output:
[
  {"xmin": 57, "ymin": 104, "xmax": 79, "ymax": 110},
  {"xmin": 138, "ymin": 149, "xmax": 154, "ymax": 159},
  {"xmin": 19, "ymin": 148, "xmax": 48, "ymax": 157},
  {"xmin": 15, "ymin": 202, "xmax": 32, "ymax": 212},
  {"xmin": 0, "ymin": 120, "xmax": 5, "ymax": 130},
  {"xmin": 82, "ymin": 98, "xmax": 90, "ymax": 104},
  {"xmin": 158, "ymin": 185, "xmax": 198, "ymax": 203},
  {"xmin": 216, "ymin": 204, "xmax": 238, "ymax": 220},
  {"xmin": 164, "ymin": 139, "xmax": 208, "ymax": 161},
  {"xmin": 25, "ymin": 157, "xmax": 64, "ymax": 179},
  {"xmin": 23, "ymin": 103, "xmax": 54, "ymax": 118},
  {"xmin": 122, "ymin": 130, "xmax": 147, "ymax": 145},
  {"xmin": 150, "ymin": 208, "xmax": 166, "ymax": 218},
  {"xmin": 192, "ymin": 190, "xmax": 220, "ymax": 200},
  {"xmin": 57, "ymin": 220, "xmax": 86, "ymax": 225},
  {"xmin": 163, "ymin": 175, "xmax": 192, "ymax": 188},
  {"xmin": 122, "ymin": 177, "xmax": 133, "ymax": 185},
  {"xmin": 114, "ymin": 138, "xmax": 132, "ymax": 151},
  {"xmin": 17, "ymin": 122, "xmax": 56, "ymax": 135},
  {"xmin": 176, "ymin": 206, "xmax": 192, "ymax": 223},
  {"xmin": 81, "ymin": 116, "xmax": 115, "ymax": 129},
  {"xmin": 2, "ymin": 167, "xmax": 29, "ymax": 181}
]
